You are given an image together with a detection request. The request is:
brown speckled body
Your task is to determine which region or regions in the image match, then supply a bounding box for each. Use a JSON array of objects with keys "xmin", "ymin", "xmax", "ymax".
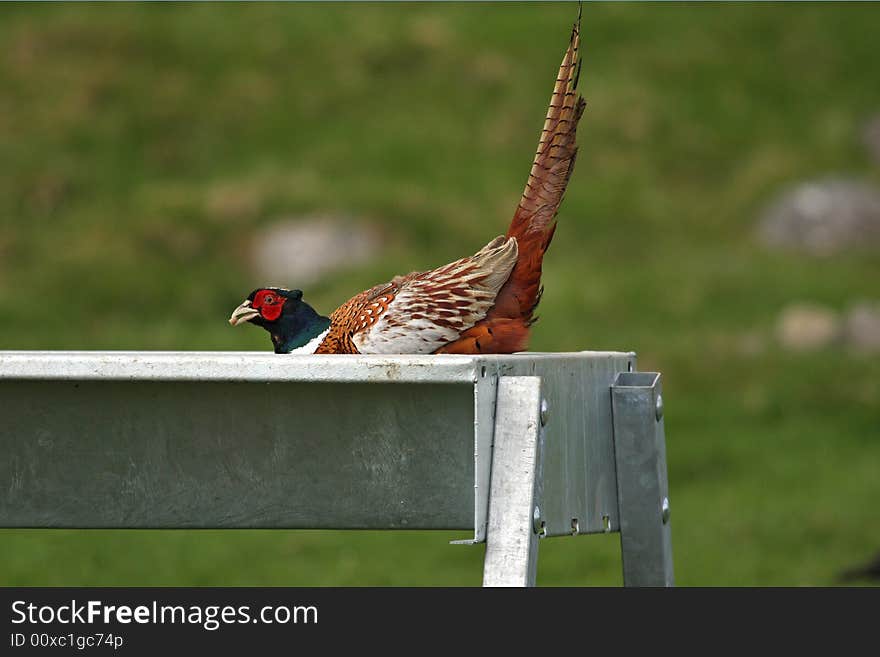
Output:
[{"xmin": 315, "ymin": 282, "xmax": 398, "ymax": 354}]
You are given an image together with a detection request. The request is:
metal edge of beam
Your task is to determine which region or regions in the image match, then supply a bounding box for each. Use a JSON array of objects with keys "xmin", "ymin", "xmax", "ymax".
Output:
[
  {"xmin": 0, "ymin": 351, "xmax": 633, "ymax": 384},
  {"xmin": 0, "ymin": 352, "xmax": 480, "ymax": 384},
  {"xmin": 470, "ymin": 369, "xmax": 498, "ymax": 543}
]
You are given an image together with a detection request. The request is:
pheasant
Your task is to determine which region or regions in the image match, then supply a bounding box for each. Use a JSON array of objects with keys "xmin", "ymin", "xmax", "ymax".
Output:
[{"xmin": 229, "ymin": 15, "xmax": 585, "ymax": 355}]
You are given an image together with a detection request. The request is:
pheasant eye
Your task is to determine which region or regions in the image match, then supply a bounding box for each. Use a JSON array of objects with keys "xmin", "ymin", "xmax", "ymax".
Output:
[{"xmin": 263, "ymin": 295, "xmax": 275, "ymax": 304}]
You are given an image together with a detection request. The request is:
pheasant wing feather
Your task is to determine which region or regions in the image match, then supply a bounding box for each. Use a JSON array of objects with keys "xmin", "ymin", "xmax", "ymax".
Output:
[{"xmin": 341, "ymin": 236, "xmax": 518, "ymax": 354}]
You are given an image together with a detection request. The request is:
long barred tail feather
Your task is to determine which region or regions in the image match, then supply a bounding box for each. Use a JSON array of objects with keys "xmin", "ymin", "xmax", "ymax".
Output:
[
  {"xmin": 497, "ymin": 13, "xmax": 585, "ymax": 322},
  {"xmin": 438, "ymin": 11, "xmax": 585, "ymax": 354}
]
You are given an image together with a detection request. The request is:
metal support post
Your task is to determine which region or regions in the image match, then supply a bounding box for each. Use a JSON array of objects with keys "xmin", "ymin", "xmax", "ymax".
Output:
[
  {"xmin": 611, "ymin": 371, "xmax": 674, "ymax": 586},
  {"xmin": 482, "ymin": 376, "xmax": 545, "ymax": 587}
]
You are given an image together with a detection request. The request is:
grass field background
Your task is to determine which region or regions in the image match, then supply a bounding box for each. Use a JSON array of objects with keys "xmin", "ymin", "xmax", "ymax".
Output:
[{"xmin": 1, "ymin": 2, "xmax": 878, "ymax": 586}]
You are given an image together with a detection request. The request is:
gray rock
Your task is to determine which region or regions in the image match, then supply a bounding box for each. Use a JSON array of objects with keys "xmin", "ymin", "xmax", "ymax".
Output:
[
  {"xmin": 250, "ymin": 216, "xmax": 381, "ymax": 287},
  {"xmin": 845, "ymin": 302, "xmax": 880, "ymax": 354},
  {"xmin": 757, "ymin": 179, "xmax": 880, "ymax": 255},
  {"xmin": 776, "ymin": 303, "xmax": 842, "ymax": 351}
]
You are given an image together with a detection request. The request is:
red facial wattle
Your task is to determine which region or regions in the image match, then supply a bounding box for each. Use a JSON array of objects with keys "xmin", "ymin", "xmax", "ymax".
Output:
[
  {"xmin": 253, "ymin": 290, "xmax": 285, "ymax": 322},
  {"xmin": 260, "ymin": 302, "xmax": 283, "ymax": 322}
]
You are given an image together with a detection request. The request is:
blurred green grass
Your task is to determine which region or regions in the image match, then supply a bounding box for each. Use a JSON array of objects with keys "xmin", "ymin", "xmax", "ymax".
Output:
[{"xmin": 1, "ymin": 2, "xmax": 879, "ymax": 586}]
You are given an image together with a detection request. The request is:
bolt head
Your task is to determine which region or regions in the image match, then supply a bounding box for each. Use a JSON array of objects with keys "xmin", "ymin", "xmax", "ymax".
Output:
[
  {"xmin": 533, "ymin": 505, "xmax": 543, "ymax": 534},
  {"xmin": 655, "ymin": 394, "xmax": 664, "ymax": 421},
  {"xmin": 661, "ymin": 497, "xmax": 671, "ymax": 524},
  {"xmin": 540, "ymin": 399, "xmax": 549, "ymax": 426}
]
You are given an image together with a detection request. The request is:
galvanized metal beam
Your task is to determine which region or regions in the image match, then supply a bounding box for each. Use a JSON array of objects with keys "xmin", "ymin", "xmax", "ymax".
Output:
[
  {"xmin": 611, "ymin": 372, "xmax": 674, "ymax": 587},
  {"xmin": 0, "ymin": 351, "xmax": 634, "ymax": 545},
  {"xmin": 482, "ymin": 377, "xmax": 544, "ymax": 587},
  {"xmin": 0, "ymin": 379, "xmax": 476, "ymax": 530}
]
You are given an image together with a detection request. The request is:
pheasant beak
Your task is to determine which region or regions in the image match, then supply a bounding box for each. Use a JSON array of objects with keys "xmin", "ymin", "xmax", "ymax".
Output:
[{"xmin": 229, "ymin": 300, "xmax": 260, "ymax": 326}]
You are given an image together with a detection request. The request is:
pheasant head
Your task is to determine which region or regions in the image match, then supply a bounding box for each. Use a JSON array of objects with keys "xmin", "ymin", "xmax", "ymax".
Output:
[{"xmin": 229, "ymin": 288, "xmax": 330, "ymax": 354}]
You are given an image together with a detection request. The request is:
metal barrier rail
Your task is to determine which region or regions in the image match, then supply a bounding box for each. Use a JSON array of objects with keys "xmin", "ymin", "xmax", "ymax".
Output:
[{"xmin": 0, "ymin": 351, "xmax": 672, "ymax": 586}]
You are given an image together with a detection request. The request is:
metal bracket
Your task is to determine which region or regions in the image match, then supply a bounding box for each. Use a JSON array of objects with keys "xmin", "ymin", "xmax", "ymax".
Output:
[
  {"xmin": 482, "ymin": 376, "xmax": 544, "ymax": 587},
  {"xmin": 611, "ymin": 372, "xmax": 675, "ymax": 586}
]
